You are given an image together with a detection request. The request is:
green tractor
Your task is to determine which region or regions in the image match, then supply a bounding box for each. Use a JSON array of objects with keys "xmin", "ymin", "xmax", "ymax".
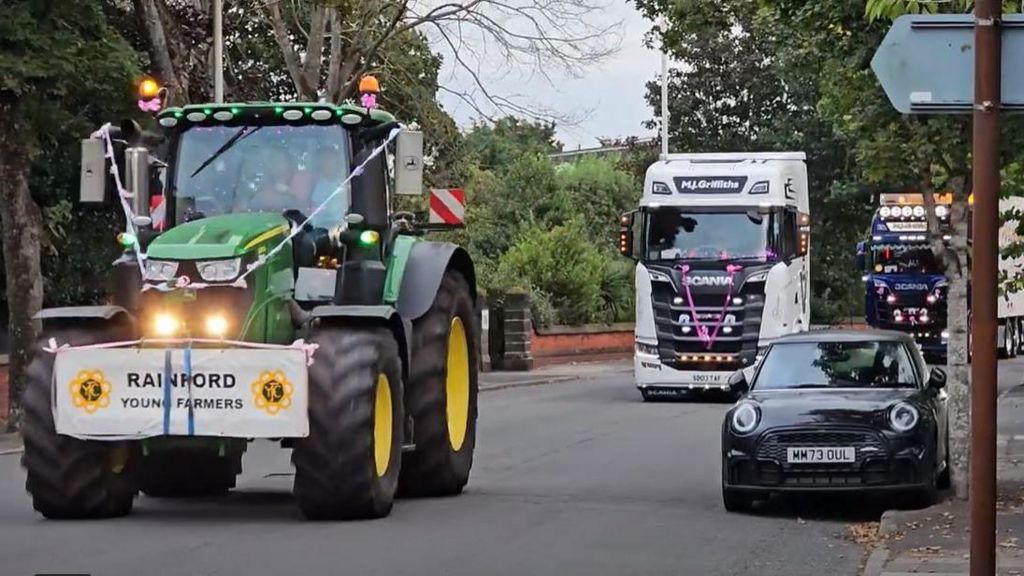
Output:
[{"xmin": 21, "ymin": 82, "xmax": 479, "ymax": 520}]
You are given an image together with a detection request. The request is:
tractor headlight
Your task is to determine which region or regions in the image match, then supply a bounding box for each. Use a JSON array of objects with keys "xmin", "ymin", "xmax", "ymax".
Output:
[
  {"xmin": 145, "ymin": 260, "xmax": 179, "ymax": 282},
  {"xmin": 731, "ymin": 402, "xmax": 761, "ymax": 435},
  {"xmin": 204, "ymin": 314, "xmax": 230, "ymax": 338},
  {"xmin": 196, "ymin": 258, "xmax": 242, "ymax": 282},
  {"xmin": 889, "ymin": 402, "xmax": 920, "ymax": 433},
  {"xmin": 153, "ymin": 313, "xmax": 181, "ymax": 337}
]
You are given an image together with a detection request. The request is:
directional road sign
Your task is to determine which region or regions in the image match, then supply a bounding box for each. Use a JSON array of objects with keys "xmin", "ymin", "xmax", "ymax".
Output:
[{"xmin": 871, "ymin": 14, "xmax": 1024, "ymax": 114}]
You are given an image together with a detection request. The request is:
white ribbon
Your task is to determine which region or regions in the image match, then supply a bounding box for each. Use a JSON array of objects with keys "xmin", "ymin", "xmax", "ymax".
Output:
[{"xmin": 93, "ymin": 124, "xmax": 148, "ymax": 278}]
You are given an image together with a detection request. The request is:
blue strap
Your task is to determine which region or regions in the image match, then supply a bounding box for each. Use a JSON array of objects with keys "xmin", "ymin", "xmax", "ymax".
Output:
[
  {"xmin": 185, "ymin": 345, "xmax": 195, "ymax": 436},
  {"xmin": 162, "ymin": 349, "xmax": 172, "ymax": 435}
]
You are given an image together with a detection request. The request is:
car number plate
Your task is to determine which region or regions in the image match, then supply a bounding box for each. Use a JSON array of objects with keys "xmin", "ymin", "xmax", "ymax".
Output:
[{"xmin": 786, "ymin": 447, "xmax": 855, "ymax": 464}]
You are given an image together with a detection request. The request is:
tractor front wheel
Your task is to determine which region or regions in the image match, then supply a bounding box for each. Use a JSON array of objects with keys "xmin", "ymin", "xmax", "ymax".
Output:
[
  {"xmin": 399, "ymin": 269, "xmax": 479, "ymax": 497},
  {"xmin": 292, "ymin": 325, "xmax": 404, "ymax": 520},
  {"xmin": 21, "ymin": 325, "xmax": 140, "ymax": 519}
]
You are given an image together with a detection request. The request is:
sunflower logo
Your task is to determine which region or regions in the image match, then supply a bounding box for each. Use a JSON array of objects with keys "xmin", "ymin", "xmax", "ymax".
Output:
[
  {"xmin": 252, "ymin": 370, "xmax": 293, "ymax": 415},
  {"xmin": 69, "ymin": 370, "xmax": 112, "ymax": 414}
]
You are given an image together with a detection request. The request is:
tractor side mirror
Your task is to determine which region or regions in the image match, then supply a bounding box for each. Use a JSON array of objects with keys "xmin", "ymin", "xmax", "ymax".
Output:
[
  {"xmin": 728, "ymin": 369, "xmax": 750, "ymax": 395},
  {"xmin": 394, "ymin": 130, "xmax": 423, "ymax": 195},
  {"xmin": 855, "ymin": 241, "xmax": 866, "ymax": 270},
  {"xmin": 80, "ymin": 138, "xmax": 108, "ymax": 203},
  {"xmin": 928, "ymin": 367, "xmax": 947, "ymax": 390}
]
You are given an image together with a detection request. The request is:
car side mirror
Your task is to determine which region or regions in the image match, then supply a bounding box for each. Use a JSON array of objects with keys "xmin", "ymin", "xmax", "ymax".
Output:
[
  {"xmin": 728, "ymin": 370, "xmax": 749, "ymax": 395},
  {"xmin": 928, "ymin": 367, "xmax": 947, "ymax": 389}
]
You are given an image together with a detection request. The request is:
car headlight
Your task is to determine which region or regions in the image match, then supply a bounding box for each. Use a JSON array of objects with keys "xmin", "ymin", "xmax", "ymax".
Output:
[
  {"xmin": 145, "ymin": 260, "xmax": 179, "ymax": 282},
  {"xmin": 889, "ymin": 402, "xmax": 920, "ymax": 432},
  {"xmin": 731, "ymin": 402, "xmax": 761, "ymax": 435},
  {"xmin": 196, "ymin": 258, "xmax": 242, "ymax": 282}
]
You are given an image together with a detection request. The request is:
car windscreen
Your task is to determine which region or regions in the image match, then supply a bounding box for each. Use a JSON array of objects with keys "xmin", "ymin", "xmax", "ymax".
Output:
[{"xmin": 754, "ymin": 340, "xmax": 918, "ymax": 390}]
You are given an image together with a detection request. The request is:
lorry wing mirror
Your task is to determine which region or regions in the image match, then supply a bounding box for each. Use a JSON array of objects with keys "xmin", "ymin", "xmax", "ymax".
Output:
[
  {"xmin": 394, "ymin": 130, "xmax": 423, "ymax": 195},
  {"xmin": 855, "ymin": 241, "xmax": 866, "ymax": 270},
  {"xmin": 80, "ymin": 138, "xmax": 108, "ymax": 204},
  {"xmin": 619, "ymin": 210, "xmax": 639, "ymax": 259},
  {"xmin": 728, "ymin": 369, "xmax": 749, "ymax": 395}
]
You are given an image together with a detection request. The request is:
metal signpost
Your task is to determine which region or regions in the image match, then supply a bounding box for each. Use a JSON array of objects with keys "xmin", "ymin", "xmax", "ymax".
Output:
[{"xmin": 872, "ymin": 5, "xmax": 1017, "ymax": 574}]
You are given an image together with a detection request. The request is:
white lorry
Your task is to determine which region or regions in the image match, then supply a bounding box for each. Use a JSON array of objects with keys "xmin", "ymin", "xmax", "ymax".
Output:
[{"xmin": 618, "ymin": 153, "xmax": 811, "ymax": 400}]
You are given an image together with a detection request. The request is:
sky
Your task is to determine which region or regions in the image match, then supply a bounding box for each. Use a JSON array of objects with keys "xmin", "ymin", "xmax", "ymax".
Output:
[{"xmin": 432, "ymin": 1, "xmax": 661, "ymax": 150}]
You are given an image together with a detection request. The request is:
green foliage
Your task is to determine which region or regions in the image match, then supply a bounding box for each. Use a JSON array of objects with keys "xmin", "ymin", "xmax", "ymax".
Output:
[
  {"xmin": 464, "ymin": 117, "xmax": 563, "ymax": 170},
  {"xmin": 0, "ymin": 0, "xmax": 141, "ymax": 317},
  {"xmin": 490, "ymin": 220, "xmax": 629, "ymax": 326}
]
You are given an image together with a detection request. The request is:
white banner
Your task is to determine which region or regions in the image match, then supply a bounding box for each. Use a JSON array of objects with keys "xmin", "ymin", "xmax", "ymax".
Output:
[{"xmin": 53, "ymin": 348, "xmax": 309, "ymax": 439}]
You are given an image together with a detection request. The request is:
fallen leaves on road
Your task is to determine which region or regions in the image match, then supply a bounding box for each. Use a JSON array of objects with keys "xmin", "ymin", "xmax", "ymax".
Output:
[
  {"xmin": 847, "ymin": 522, "xmax": 882, "ymax": 545},
  {"xmin": 1000, "ymin": 537, "xmax": 1020, "ymax": 549},
  {"xmin": 908, "ymin": 545, "xmax": 944, "ymax": 556}
]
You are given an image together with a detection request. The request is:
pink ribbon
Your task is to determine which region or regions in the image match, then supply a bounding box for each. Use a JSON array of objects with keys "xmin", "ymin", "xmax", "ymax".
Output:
[
  {"xmin": 676, "ymin": 263, "xmax": 743, "ymax": 350},
  {"xmin": 138, "ymin": 98, "xmax": 162, "ymax": 112}
]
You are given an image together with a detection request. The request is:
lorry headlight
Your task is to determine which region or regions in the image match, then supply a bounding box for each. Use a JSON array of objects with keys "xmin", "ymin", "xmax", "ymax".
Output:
[
  {"xmin": 651, "ymin": 181, "xmax": 672, "ymax": 195},
  {"xmin": 145, "ymin": 260, "xmax": 179, "ymax": 282},
  {"xmin": 205, "ymin": 314, "xmax": 230, "ymax": 338},
  {"xmin": 196, "ymin": 258, "xmax": 242, "ymax": 282},
  {"xmin": 731, "ymin": 402, "xmax": 760, "ymax": 435},
  {"xmin": 635, "ymin": 341, "xmax": 659, "ymax": 355},
  {"xmin": 889, "ymin": 402, "xmax": 919, "ymax": 433},
  {"xmin": 153, "ymin": 313, "xmax": 181, "ymax": 337},
  {"xmin": 746, "ymin": 270, "xmax": 769, "ymax": 283}
]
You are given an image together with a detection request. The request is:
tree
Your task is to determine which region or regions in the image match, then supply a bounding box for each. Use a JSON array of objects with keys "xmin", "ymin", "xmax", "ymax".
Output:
[
  {"xmin": 259, "ymin": 0, "xmax": 620, "ymax": 120},
  {"xmin": 859, "ymin": 0, "xmax": 1024, "ymax": 498},
  {"xmin": 0, "ymin": 0, "xmax": 139, "ymax": 429}
]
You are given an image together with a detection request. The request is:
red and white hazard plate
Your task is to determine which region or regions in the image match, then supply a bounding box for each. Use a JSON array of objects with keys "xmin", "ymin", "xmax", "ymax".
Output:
[{"xmin": 429, "ymin": 188, "xmax": 465, "ymax": 225}]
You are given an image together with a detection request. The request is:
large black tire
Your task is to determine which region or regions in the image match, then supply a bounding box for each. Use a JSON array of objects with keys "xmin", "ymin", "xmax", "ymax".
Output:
[
  {"xmin": 398, "ymin": 270, "xmax": 479, "ymax": 497},
  {"xmin": 140, "ymin": 442, "xmax": 245, "ymax": 498},
  {"xmin": 292, "ymin": 325, "xmax": 404, "ymax": 520},
  {"xmin": 21, "ymin": 325, "xmax": 140, "ymax": 519}
]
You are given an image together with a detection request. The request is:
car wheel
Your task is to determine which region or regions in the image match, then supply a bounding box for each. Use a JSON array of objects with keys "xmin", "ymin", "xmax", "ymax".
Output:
[{"xmin": 722, "ymin": 488, "xmax": 753, "ymax": 513}]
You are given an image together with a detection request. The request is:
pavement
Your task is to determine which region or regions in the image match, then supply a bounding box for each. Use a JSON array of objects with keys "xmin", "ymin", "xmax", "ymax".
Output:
[
  {"xmin": 0, "ymin": 358, "xmax": 866, "ymax": 576},
  {"xmin": 862, "ymin": 356, "xmax": 1024, "ymax": 576}
]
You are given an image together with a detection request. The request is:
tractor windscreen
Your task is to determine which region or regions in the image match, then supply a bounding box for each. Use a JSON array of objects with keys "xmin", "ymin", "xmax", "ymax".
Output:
[{"xmin": 173, "ymin": 124, "xmax": 351, "ymax": 227}]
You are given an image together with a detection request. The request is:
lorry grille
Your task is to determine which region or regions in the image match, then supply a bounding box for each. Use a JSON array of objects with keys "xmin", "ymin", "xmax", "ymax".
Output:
[{"xmin": 649, "ymin": 282, "xmax": 763, "ymax": 366}]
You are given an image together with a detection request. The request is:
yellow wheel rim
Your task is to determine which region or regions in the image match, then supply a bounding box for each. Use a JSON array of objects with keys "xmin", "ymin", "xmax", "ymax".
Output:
[
  {"xmin": 373, "ymin": 374, "xmax": 393, "ymax": 477},
  {"xmin": 446, "ymin": 316, "xmax": 471, "ymax": 451}
]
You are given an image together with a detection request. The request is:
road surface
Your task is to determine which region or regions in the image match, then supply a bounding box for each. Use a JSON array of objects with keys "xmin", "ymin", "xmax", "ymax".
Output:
[{"xmin": 1, "ymin": 358, "xmax": 1022, "ymax": 576}]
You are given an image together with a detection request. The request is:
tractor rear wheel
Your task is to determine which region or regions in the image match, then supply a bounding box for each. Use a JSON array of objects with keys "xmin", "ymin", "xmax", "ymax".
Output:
[
  {"xmin": 21, "ymin": 324, "xmax": 140, "ymax": 519},
  {"xmin": 292, "ymin": 325, "xmax": 404, "ymax": 520},
  {"xmin": 399, "ymin": 270, "xmax": 479, "ymax": 497},
  {"xmin": 140, "ymin": 443, "xmax": 245, "ymax": 498}
]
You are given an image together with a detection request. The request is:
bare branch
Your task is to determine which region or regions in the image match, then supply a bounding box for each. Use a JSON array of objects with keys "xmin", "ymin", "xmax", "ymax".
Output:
[
  {"xmin": 265, "ymin": 0, "xmax": 316, "ymax": 98},
  {"xmin": 302, "ymin": 4, "xmax": 329, "ymax": 91}
]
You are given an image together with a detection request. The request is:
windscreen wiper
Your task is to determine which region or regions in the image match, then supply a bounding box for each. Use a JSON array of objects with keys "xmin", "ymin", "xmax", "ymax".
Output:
[{"xmin": 189, "ymin": 126, "xmax": 263, "ymax": 178}]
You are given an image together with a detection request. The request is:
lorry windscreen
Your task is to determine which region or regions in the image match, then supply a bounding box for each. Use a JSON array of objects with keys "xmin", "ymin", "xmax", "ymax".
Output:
[
  {"xmin": 171, "ymin": 124, "xmax": 351, "ymax": 226},
  {"xmin": 643, "ymin": 208, "xmax": 774, "ymax": 261},
  {"xmin": 870, "ymin": 243, "xmax": 941, "ymax": 274}
]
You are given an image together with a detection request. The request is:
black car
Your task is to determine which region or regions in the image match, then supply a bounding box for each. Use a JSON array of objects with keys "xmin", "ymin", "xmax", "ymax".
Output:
[{"xmin": 720, "ymin": 329, "xmax": 949, "ymax": 512}]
